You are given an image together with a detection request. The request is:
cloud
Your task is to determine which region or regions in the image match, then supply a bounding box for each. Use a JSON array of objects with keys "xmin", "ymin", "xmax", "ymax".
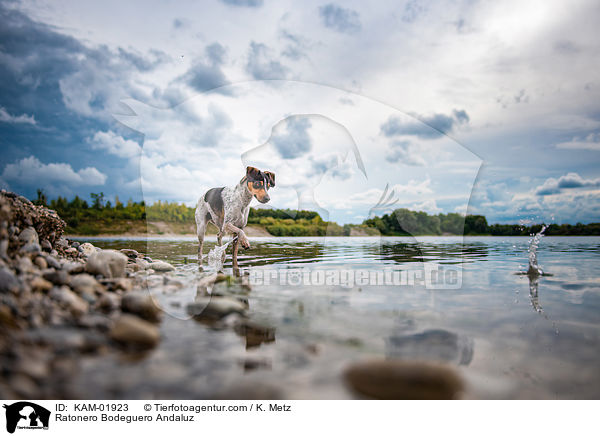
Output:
[
  {"xmin": 380, "ymin": 110, "xmax": 469, "ymax": 139},
  {"xmin": 556, "ymin": 133, "xmax": 600, "ymax": 151},
  {"xmin": 319, "ymin": 3, "xmax": 361, "ymax": 34},
  {"xmin": 246, "ymin": 42, "xmax": 289, "ymax": 80},
  {"xmin": 535, "ymin": 172, "xmax": 600, "ymax": 196},
  {"xmin": 271, "ymin": 117, "xmax": 312, "ymax": 159},
  {"xmin": 0, "ymin": 107, "xmax": 36, "ymax": 125},
  {"xmin": 402, "ymin": 0, "xmax": 427, "ymax": 23},
  {"xmin": 220, "ymin": 0, "xmax": 263, "ymax": 7},
  {"xmin": 89, "ymin": 131, "xmax": 142, "ymax": 159},
  {"xmin": 2, "ymin": 156, "xmax": 106, "ymax": 187},
  {"xmin": 385, "ymin": 140, "xmax": 426, "ymax": 166},
  {"xmin": 180, "ymin": 43, "xmax": 229, "ymax": 92},
  {"xmin": 279, "ymin": 29, "xmax": 309, "ymax": 60},
  {"xmin": 0, "ymin": 3, "xmax": 169, "ymax": 122}
]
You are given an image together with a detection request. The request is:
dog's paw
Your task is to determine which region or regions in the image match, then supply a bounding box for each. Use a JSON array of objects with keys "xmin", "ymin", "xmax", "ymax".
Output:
[{"xmin": 240, "ymin": 236, "xmax": 251, "ymax": 249}]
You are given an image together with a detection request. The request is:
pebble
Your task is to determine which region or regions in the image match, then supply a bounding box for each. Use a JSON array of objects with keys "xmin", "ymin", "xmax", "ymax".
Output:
[
  {"xmin": 343, "ymin": 359, "xmax": 464, "ymax": 400},
  {"xmin": 40, "ymin": 239, "xmax": 52, "ymax": 252},
  {"xmin": 100, "ymin": 277, "xmax": 133, "ymax": 292},
  {"xmin": 43, "ymin": 269, "xmax": 71, "ymax": 286},
  {"xmin": 148, "ymin": 261, "xmax": 175, "ymax": 272},
  {"xmin": 85, "ymin": 250, "xmax": 127, "ymax": 278},
  {"xmin": 97, "ymin": 293, "xmax": 121, "ymax": 313},
  {"xmin": 120, "ymin": 249, "xmax": 139, "ymax": 259},
  {"xmin": 134, "ymin": 258, "xmax": 150, "ymax": 270},
  {"xmin": 121, "ymin": 292, "xmax": 162, "ymax": 323},
  {"xmin": 18, "ymin": 227, "xmax": 39, "ymax": 245},
  {"xmin": 33, "ymin": 256, "xmax": 48, "ymax": 269},
  {"xmin": 19, "ymin": 242, "xmax": 41, "ymax": 254},
  {"xmin": 68, "ymin": 273, "xmax": 99, "ymax": 291},
  {"xmin": 17, "ymin": 256, "xmax": 35, "ymax": 274},
  {"xmin": 24, "ymin": 327, "xmax": 106, "ymax": 353},
  {"xmin": 55, "ymin": 237, "xmax": 69, "ymax": 249},
  {"xmin": 49, "ymin": 286, "xmax": 89, "ymax": 317},
  {"xmin": 109, "ymin": 314, "xmax": 160, "ymax": 349},
  {"xmin": 0, "ymin": 239, "xmax": 8, "ymax": 259},
  {"xmin": 78, "ymin": 242, "xmax": 96, "ymax": 257},
  {"xmin": 43, "ymin": 254, "xmax": 61, "ymax": 269},
  {"xmin": 187, "ymin": 296, "xmax": 247, "ymax": 319},
  {"xmin": 0, "ymin": 267, "xmax": 19, "ymax": 293},
  {"xmin": 63, "ymin": 261, "xmax": 85, "ymax": 274},
  {"xmin": 30, "ymin": 277, "xmax": 53, "ymax": 292}
]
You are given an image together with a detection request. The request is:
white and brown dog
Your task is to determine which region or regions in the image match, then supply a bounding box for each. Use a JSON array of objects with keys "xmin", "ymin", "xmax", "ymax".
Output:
[{"xmin": 195, "ymin": 166, "xmax": 275, "ymax": 268}]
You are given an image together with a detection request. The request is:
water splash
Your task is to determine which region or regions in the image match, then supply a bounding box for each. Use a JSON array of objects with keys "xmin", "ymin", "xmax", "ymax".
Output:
[
  {"xmin": 207, "ymin": 238, "xmax": 235, "ymax": 271},
  {"xmin": 527, "ymin": 224, "xmax": 548, "ymax": 277}
]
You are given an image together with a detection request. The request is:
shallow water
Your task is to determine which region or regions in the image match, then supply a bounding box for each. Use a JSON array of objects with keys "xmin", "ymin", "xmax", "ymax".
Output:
[{"xmin": 74, "ymin": 236, "xmax": 600, "ymax": 399}]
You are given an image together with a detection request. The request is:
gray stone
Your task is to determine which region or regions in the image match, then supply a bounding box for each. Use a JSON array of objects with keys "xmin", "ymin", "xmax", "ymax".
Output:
[
  {"xmin": 0, "ymin": 239, "xmax": 8, "ymax": 259},
  {"xmin": 70, "ymin": 273, "xmax": 104, "ymax": 296},
  {"xmin": 135, "ymin": 258, "xmax": 151, "ymax": 270},
  {"xmin": 40, "ymin": 239, "xmax": 52, "ymax": 252},
  {"xmin": 49, "ymin": 286, "xmax": 89, "ymax": 317},
  {"xmin": 0, "ymin": 267, "xmax": 19, "ymax": 293},
  {"xmin": 187, "ymin": 296, "xmax": 247, "ymax": 319},
  {"xmin": 18, "ymin": 227, "xmax": 38, "ymax": 245},
  {"xmin": 148, "ymin": 261, "xmax": 175, "ymax": 272},
  {"xmin": 97, "ymin": 293, "xmax": 120, "ymax": 313},
  {"xmin": 17, "ymin": 256, "xmax": 35, "ymax": 274},
  {"xmin": 63, "ymin": 261, "xmax": 85, "ymax": 274},
  {"xmin": 43, "ymin": 254, "xmax": 61, "ymax": 269},
  {"xmin": 19, "ymin": 242, "xmax": 41, "ymax": 254},
  {"xmin": 43, "ymin": 269, "xmax": 71, "ymax": 286},
  {"xmin": 78, "ymin": 242, "xmax": 96, "ymax": 257},
  {"xmin": 85, "ymin": 250, "xmax": 127, "ymax": 278},
  {"xmin": 110, "ymin": 314, "xmax": 160, "ymax": 349},
  {"xmin": 121, "ymin": 291, "xmax": 162, "ymax": 323}
]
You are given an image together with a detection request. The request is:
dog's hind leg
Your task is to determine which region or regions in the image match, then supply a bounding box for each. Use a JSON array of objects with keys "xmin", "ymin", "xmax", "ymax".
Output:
[{"xmin": 195, "ymin": 201, "xmax": 208, "ymax": 265}]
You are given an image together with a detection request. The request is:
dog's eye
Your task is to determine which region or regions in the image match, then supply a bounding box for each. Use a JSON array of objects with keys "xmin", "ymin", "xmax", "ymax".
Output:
[{"xmin": 253, "ymin": 181, "xmax": 262, "ymax": 188}]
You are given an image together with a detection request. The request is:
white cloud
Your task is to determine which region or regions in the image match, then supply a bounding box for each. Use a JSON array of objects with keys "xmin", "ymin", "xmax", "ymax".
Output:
[
  {"xmin": 89, "ymin": 130, "xmax": 142, "ymax": 158},
  {"xmin": 556, "ymin": 133, "xmax": 600, "ymax": 151},
  {"xmin": 534, "ymin": 172, "xmax": 600, "ymax": 196},
  {"xmin": 2, "ymin": 156, "xmax": 106, "ymax": 186},
  {"xmin": 0, "ymin": 107, "xmax": 36, "ymax": 125}
]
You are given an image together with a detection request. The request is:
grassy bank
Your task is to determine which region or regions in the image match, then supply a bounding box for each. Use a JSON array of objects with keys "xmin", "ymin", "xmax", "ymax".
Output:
[{"xmin": 33, "ymin": 191, "xmax": 600, "ymax": 237}]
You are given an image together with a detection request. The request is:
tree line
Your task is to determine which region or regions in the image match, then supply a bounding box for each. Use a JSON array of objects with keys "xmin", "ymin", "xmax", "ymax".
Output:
[{"xmin": 33, "ymin": 191, "xmax": 600, "ymax": 236}]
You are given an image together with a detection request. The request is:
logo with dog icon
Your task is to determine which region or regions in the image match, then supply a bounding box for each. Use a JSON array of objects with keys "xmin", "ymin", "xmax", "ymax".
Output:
[{"xmin": 2, "ymin": 402, "xmax": 50, "ymax": 433}]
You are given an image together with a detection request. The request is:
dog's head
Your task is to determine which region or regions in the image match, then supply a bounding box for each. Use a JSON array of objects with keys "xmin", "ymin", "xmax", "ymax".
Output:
[{"xmin": 246, "ymin": 166, "xmax": 275, "ymax": 203}]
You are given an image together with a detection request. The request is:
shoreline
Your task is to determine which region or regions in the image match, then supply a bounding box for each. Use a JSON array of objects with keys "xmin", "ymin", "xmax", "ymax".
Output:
[{"xmin": 65, "ymin": 233, "xmax": 600, "ymax": 239}]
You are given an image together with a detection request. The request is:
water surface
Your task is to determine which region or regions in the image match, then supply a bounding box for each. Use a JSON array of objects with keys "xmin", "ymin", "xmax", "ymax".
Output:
[{"xmin": 74, "ymin": 236, "xmax": 600, "ymax": 399}]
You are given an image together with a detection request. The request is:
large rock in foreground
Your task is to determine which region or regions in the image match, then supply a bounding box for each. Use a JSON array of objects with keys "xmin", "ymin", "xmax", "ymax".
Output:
[{"xmin": 344, "ymin": 359, "xmax": 464, "ymax": 400}]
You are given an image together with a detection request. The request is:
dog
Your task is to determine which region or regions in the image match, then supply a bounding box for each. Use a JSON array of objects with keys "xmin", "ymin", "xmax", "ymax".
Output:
[{"xmin": 195, "ymin": 166, "xmax": 275, "ymax": 268}]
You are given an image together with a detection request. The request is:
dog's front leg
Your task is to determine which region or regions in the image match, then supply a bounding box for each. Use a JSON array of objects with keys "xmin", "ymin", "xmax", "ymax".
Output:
[{"xmin": 223, "ymin": 222, "xmax": 250, "ymax": 249}]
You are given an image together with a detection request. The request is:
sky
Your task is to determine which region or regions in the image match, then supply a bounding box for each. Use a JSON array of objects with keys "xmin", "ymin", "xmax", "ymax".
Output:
[{"xmin": 0, "ymin": 0, "xmax": 599, "ymax": 224}]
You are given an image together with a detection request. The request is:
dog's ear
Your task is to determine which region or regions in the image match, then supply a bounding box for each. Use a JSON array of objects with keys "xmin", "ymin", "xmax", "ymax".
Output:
[
  {"xmin": 246, "ymin": 166, "xmax": 260, "ymax": 180},
  {"xmin": 264, "ymin": 171, "xmax": 276, "ymax": 187}
]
